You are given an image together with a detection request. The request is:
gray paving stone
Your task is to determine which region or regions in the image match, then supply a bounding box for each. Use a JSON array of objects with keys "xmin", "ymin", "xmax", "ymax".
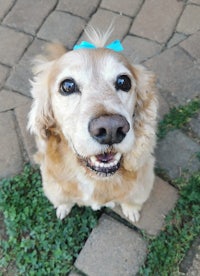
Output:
[
  {"xmin": 0, "ymin": 89, "xmax": 29, "ymax": 112},
  {"xmin": 75, "ymin": 214, "xmax": 147, "ymax": 276},
  {"xmin": 156, "ymin": 130, "xmax": 200, "ymax": 179},
  {"xmin": 80, "ymin": 9, "xmax": 131, "ymax": 44},
  {"xmin": 15, "ymin": 102, "xmax": 36, "ymax": 163},
  {"xmin": 37, "ymin": 11, "xmax": 86, "ymax": 49},
  {"xmin": 176, "ymin": 5, "xmax": 200, "ymax": 35},
  {"xmin": 0, "ymin": 26, "xmax": 32, "ymax": 66},
  {"xmin": 3, "ymin": 0, "xmax": 56, "ymax": 35},
  {"xmin": 145, "ymin": 46, "xmax": 200, "ymax": 106},
  {"xmin": 130, "ymin": 0, "xmax": 183, "ymax": 44},
  {"xmin": 0, "ymin": 65, "xmax": 9, "ymax": 88},
  {"xmin": 180, "ymin": 236, "xmax": 200, "ymax": 275},
  {"xmin": 101, "ymin": 0, "xmax": 143, "ymax": 17},
  {"xmin": 188, "ymin": 0, "xmax": 200, "ymax": 4},
  {"xmin": 180, "ymin": 31, "xmax": 200, "ymax": 60},
  {"xmin": 189, "ymin": 112, "xmax": 200, "ymax": 139},
  {"xmin": 157, "ymin": 92, "xmax": 170, "ymax": 119},
  {"xmin": 167, "ymin": 32, "xmax": 187, "ymax": 48},
  {"xmin": 0, "ymin": 111, "xmax": 23, "ymax": 179},
  {"xmin": 113, "ymin": 177, "xmax": 178, "ymax": 236},
  {"xmin": 57, "ymin": 0, "xmax": 100, "ymax": 19},
  {"xmin": 0, "ymin": 0, "xmax": 14, "ymax": 20},
  {"xmin": 122, "ymin": 35, "xmax": 162, "ymax": 63},
  {"xmin": 6, "ymin": 38, "xmax": 44, "ymax": 97}
]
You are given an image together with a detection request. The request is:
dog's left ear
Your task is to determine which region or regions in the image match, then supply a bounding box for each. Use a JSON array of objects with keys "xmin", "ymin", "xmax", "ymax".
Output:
[
  {"xmin": 28, "ymin": 43, "xmax": 67, "ymax": 142},
  {"xmin": 124, "ymin": 64, "xmax": 158, "ymax": 170}
]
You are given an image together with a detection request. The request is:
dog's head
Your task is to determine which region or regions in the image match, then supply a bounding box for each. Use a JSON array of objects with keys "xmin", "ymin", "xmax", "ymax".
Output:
[{"xmin": 28, "ymin": 30, "xmax": 157, "ymax": 178}]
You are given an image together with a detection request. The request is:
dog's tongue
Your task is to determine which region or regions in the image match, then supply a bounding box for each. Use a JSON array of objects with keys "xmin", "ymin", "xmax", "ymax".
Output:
[{"xmin": 96, "ymin": 153, "xmax": 114, "ymax": 163}]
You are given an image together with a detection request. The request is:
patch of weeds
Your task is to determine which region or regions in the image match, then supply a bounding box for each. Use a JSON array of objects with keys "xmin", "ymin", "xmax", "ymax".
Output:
[
  {"xmin": 0, "ymin": 165, "xmax": 100, "ymax": 275},
  {"xmin": 157, "ymin": 98, "xmax": 200, "ymax": 139},
  {"xmin": 139, "ymin": 172, "xmax": 200, "ymax": 275}
]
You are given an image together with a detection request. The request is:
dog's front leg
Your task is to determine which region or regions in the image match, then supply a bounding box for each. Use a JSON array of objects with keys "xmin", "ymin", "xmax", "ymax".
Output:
[{"xmin": 56, "ymin": 203, "xmax": 74, "ymax": 220}]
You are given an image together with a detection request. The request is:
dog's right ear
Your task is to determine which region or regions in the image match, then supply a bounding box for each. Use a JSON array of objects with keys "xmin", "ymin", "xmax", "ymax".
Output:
[{"xmin": 28, "ymin": 42, "xmax": 67, "ymax": 141}]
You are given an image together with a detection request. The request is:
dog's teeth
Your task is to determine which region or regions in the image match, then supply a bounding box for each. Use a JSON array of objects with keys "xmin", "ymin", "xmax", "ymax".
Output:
[
  {"xmin": 90, "ymin": 156, "xmax": 96, "ymax": 164},
  {"xmin": 114, "ymin": 152, "xmax": 121, "ymax": 162}
]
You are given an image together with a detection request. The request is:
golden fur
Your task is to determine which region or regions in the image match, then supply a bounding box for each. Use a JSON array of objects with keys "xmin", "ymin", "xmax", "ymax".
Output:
[{"xmin": 28, "ymin": 29, "xmax": 158, "ymax": 222}]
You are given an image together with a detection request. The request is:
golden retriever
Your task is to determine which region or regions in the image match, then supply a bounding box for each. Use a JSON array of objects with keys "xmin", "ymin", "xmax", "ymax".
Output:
[{"xmin": 28, "ymin": 28, "xmax": 158, "ymax": 222}]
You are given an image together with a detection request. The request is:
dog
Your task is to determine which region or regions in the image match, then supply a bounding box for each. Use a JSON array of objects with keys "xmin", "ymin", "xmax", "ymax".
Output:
[{"xmin": 28, "ymin": 28, "xmax": 158, "ymax": 222}]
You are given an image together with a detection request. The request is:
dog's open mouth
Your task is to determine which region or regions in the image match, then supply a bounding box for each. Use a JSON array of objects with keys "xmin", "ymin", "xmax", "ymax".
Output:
[{"xmin": 86, "ymin": 152, "xmax": 122, "ymax": 176}]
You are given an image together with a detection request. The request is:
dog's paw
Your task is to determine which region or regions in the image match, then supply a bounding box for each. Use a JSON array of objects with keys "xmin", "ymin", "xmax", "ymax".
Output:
[
  {"xmin": 121, "ymin": 204, "xmax": 141, "ymax": 223},
  {"xmin": 56, "ymin": 204, "xmax": 72, "ymax": 220}
]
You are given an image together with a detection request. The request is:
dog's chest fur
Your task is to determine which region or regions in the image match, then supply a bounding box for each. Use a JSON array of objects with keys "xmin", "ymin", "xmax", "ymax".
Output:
[{"xmin": 38, "ymin": 133, "xmax": 137, "ymax": 209}]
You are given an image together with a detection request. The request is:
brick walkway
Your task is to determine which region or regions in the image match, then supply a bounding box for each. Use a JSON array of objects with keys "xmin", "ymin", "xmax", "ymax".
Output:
[{"xmin": 0, "ymin": 0, "xmax": 200, "ymax": 275}]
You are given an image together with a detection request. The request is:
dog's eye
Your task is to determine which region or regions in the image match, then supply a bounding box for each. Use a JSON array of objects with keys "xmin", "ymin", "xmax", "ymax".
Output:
[
  {"xmin": 60, "ymin": 79, "xmax": 79, "ymax": 95},
  {"xmin": 115, "ymin": 75, "xmax": 131, "ymax": 92}
]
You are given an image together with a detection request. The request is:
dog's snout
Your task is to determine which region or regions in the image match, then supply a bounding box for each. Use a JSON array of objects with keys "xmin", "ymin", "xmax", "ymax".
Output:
[{"xmin": 88, "ymin": 114, "xmax": 130, "ymax": 145}]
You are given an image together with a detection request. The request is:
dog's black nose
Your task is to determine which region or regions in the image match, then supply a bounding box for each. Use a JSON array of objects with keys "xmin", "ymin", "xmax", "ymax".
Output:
[{"xmin": 88, "ymin": 114, "xmax": 130, "ymax": 145}]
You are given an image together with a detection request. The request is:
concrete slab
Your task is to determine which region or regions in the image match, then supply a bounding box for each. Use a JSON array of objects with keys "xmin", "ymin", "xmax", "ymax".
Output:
[
  {"xmin": 130, "ymin": 0, "xmax": 183, "ymax": 43},
  {"xmin": 101, "ymin": 0, "xmax": 143, "ymax": 17},
  {"xmin": 122, "ymin": 35, "xmax": 162, "ymax": 63},
  {"xmin": 57, "ymin": 0, "xmax": 100, "ymax": 19},
  {"xmin": 15, "ymin": 101, "xmax": 36, "ymax": 163},
  {"xmin": 156, "ymin": 130, "xmax": 200, "ymax": 179},
  {"xmin": 0, "ymin": 26, "xmax": 32, "ymax": 66},
  {"xmin": 0, "ymin": 89, "xmax": 29, "ymax": 112},
  {"xmin": 145, "ymin": 46, "xmax": 200, "ymax": 106},
  {"xmin": 37, "ymin": 11, "xmax": 86, "ymax": 49},
  {"xmin": 6, "ymin": 38, "xmax": 44, "ymax": 97},
  {"xmin": 75, "ymin": 214, "xmax": 147, "ymax": 276},
  {"xmin": 0, "ymin": 111, "xmax": 23, "ymax": 179},
  {"xmin": 3, "ymin": 0, "xmax": 56, "ymax": 35},
  {"xmin": 0, "ymin": 65, "xmax": 9, "ymax": 89},
  {"xmin": 177, "ymin": 5, "xmax": 200, "ymax": 35},
  {"xmin": 0, "ymin": 0, "xmax": 14, "ymax": 20},
  {"xmin": 180, "ymin": 31, "xmax": 200, "ymax": 60}
]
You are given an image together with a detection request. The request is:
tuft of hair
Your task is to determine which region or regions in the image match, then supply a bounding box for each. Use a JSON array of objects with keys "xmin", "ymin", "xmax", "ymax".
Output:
[{"xmin": 85, "ymin": 23, "xmax": 114, "ymax": 48}]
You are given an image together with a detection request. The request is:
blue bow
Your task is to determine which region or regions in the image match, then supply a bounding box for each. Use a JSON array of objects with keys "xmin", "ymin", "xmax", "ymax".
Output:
[{"xmin": 73, "ymin": 40, "xmax": 124, "ymax": 52}]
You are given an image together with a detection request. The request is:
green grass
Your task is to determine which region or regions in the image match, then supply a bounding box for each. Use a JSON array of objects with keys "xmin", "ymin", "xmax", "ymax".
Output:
[
  {"xmin": 0, "ymin": 165, "xmax": 100, "ymax": 275},
  {"xmin": 140, "ymin": 172, "xmax": 200, "ymax": 275},
  {"xmin": 157, "ymin": 98, "xmax": 200, "ymax": 139}
]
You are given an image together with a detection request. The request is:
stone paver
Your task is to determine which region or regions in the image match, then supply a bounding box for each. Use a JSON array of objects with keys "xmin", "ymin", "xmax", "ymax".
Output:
[
  {"xmin": 189, "ymin": 0, "xmax": 200, "ymax": 4},
  {"xmin": 15, "ymin": 102, "xmax": 36, "ymax": 163},
  {"xmin": 75, "ymin": 214, "xmax": 147, "ymax": 276},
  {"xmin": 145, "ymin": 46, "xmax": 200, "ymax": 106},
  {"xmin": 0, "ymin": 111, "xmax": 23, "ymax": 178},
  {"xmin": 37, "ymin": 11, "xmax": 86, "ymax": 48},
  {"xmin": 57, "ymin": 0, "xmax": 100, "ymax": 19},
  {"xmin": 180, "ymin": 31, "xmax": 200, "ymax": 60},
  {"xmin": 0, "ymin": 89, "xmax": 29, "ymax": 112},
  {"xmin": 0, "ymin": 26, "xmax": 32, "ymax": 66},
  {"xmin": 122, "ymin": 35, "xmax": 162, "ymax": 63},
  {"xmin": 101, "ymin": 0, "xmax": 143, "ymax": 17},
  {"xmin": 6, "ymin": 38, "xmax": 44, "ymax": 97},
  {"xmin": 0, "ymin": 0, "xmax": 14, "ymax": 20},
  {"xmin": 130, "ymin": 0, "xmax": 183, "ymax": 44},
  {"xmin": 156, "ymin": 130, "xmax": 200, "ymax": 179},
  {"xmin": 0, "ymin": 65, "xmax": 9, "ymax": 89},
  {"xmin": 180, "ymin": 236, "xmax": 200, "ymax": 275},
  {"xmin": 176, "ymin": 5, "xmax": 200, "ymax": 35},
  {"xmin": 167, "ymin": 32, "xmax": 187, "ymax": 48},
  {"xmin": 3, "ymin": 0, "xmax": 57, "ymax": 35},
  {"xmin": 114, "ymin": 177, "xmax": 178, "ymax": 236},
  {"xmin": 80, "ymin": 9, "xmax": 131, "ymax": 43}
]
